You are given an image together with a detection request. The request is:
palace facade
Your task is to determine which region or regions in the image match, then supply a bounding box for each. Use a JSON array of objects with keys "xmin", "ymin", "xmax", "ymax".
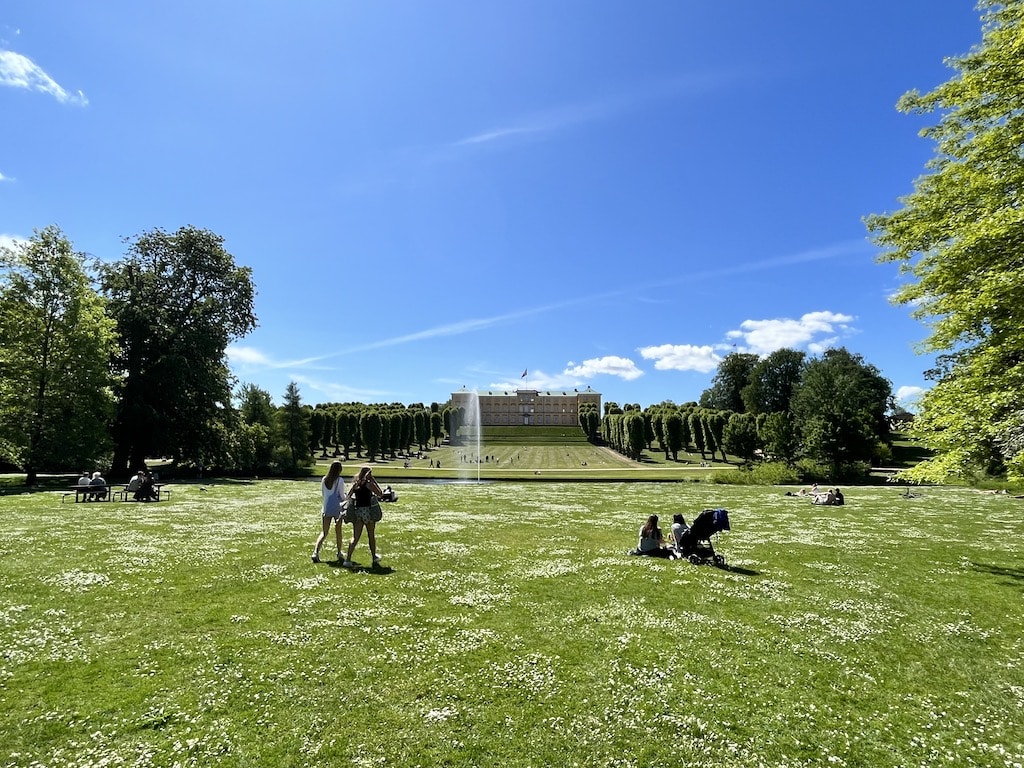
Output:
[{"xmin": 450, "ymin": 386, "xmax": 601, "ymax": 427}]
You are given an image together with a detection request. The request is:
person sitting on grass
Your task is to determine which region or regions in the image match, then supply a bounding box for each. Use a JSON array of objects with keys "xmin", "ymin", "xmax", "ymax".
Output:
[
  {"xmin": 813, "ymin": 487, "xmax": 844, "ymax": 506},
  {"xmin": 670, "ymin": 513, "xmax": 689, "ymax": 551},
  {"xmin": 630, "ymin": 514, "xmax": 676, "ymax": 559}
]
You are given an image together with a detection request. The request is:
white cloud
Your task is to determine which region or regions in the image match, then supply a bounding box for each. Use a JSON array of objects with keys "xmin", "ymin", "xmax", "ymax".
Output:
[
  {"xmin": 227, "ymin": 345, "xmax": 274, "ymax": 366},
  {"xmin": 0, "ymin": 233, "xmax": 27, "ymax": 251},
  {"xmin": 0, "ymin": 170, "xmax": 10, "ymax": 182},
  {"xmin": 452, "ymin": 73, "xmax": 730, "ymax": 150},
  {"xmin": 0, "ymin": 49, "xmax": 88, "ymax": 105},
  {"xmin": 807, "ymin": 337, "xmax": 839, "ymax": 355},
  {"xmin": 896, "ymin": 385, "xmax": 926, "ymax": 405},
  {"xmin": 564, "ymin": 356, "xmax": 644, "ymax": 381},
  {"xmin": 479, "ymin": 358, "xmax": 643, "ymax": 393},
  {"xmin": 638, "ymin": 344, "xmax": 721, "ymax": 374},
  {"xmin": 291, "ymin": 373, "xmax": 390, "ymax": 404},
  {"xmin": 726, "ymin": 311, "xmax": 855, "ymax": 356},
  {"xmin": 226, "ymin": 344, "xmax": 334, "ymax": 371}
]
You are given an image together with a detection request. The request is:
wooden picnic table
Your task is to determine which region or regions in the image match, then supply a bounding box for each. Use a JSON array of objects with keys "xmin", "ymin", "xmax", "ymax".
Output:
[
  {"xmin": 114, "ymin": 483, "xmax": 171, "ymax": 502},
  {"xmin": 64, "ymin": 485, "xmax": 113, "ymax": 503}
]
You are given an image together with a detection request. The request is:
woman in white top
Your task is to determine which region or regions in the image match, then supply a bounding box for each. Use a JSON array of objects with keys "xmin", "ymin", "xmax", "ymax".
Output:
[{"xmin": 312, "ymin": 461, "xmax": 346, "ymax": 563}]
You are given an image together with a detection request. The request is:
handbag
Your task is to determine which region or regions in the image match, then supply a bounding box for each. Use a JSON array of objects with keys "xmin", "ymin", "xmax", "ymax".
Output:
[
  {"xmin": 369, "ymin": 498, "xmax": 383, "ymax": 522},
  {"xmin": 342, "ymin": 498, "xmax": 355, "ymax": 523},
  {"xmin": 324, "ymin": 485, "xmax": 342, "ymax": 516}
]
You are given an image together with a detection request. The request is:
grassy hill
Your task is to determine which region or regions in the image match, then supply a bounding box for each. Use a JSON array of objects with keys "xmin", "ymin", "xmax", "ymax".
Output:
[
  {"xmin": 463, "ymin": 426, "xmax": 593, "ymax": 445},
  {"xmin": 889, "ymin": 431, "xmax": 933, "ymax": 468}
]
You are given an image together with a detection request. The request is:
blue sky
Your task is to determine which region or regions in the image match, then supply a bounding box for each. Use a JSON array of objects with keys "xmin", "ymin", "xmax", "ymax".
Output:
[{"xmin": 1, "ymin": 2, "xmax": 984, "ymax": 410}]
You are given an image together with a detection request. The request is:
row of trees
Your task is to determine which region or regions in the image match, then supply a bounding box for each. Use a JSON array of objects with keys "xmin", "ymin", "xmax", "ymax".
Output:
[
  {"xmin": 230, "ymin": 385, "xmax": 492, "ymax": 475},
  {"xmin": 595, "ymin": 347, "xmax": 894, "ymax": 479}
]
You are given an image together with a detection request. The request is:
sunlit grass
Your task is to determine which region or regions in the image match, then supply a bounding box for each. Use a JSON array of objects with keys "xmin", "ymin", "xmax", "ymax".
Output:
[{"xmin": 1, "ymin": 481, "xmax": 1022, "ymax": 767}]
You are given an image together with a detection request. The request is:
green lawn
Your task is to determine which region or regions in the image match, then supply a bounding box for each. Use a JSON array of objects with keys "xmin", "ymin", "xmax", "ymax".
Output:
[
  {"xmin": 318, "ymin": 442, "xmax": 725, "ymax": 482},
  {"xmin": 1, "ymin": 480, "xmax": 1022, "ymax": 766}
]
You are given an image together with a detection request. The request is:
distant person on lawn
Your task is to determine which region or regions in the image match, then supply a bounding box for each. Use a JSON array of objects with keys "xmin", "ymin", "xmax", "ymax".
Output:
[
  {"xmin": 89, "ymin": 471, "xmax": 108, "ymax": 500},
  {"xmin": 126, "ymin": 470, "xmax": 144, "ymax": 495},
  {"xmin": 134, "ymin": 471, "xmax": 158, "ymax": 502}
]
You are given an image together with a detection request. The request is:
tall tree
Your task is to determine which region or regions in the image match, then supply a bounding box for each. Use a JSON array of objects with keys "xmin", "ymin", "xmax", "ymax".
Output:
[
  {"xmin": 0, "ymin": 227, "xmax": 117, "ymax": 483},
  {"xmin": 276, "ymin": 382, "xmax": 312, "ymax": 470},
  {"xmin": 689, "ymin": 411, "xmax": 706, "ymax": 460},
  {"xmin": 700, "ymin": 352, "xmax": 759, "ymax": 412},
  {"xmin": 866, "ymin": 2, "xmax": 1024, "ymax": 481},
  {"xmin": 663, "ymin": 411, "xmax": 685, "ymax": 461},
  {"xmin": 760, "ymin": 411, "xmax": 800, "ymax": 465},
  {"xmin": 100, "ymin": 226, "xmax": 256, "ymax": 475},
  {"xmin": 360, "ymin": 409, "xmax": 383, "ymax": 462},
  {"xmin": 741, "ymin": 348, "xmax": 806, "ymax": 415},
  {"xmin": 791, "ymin": 348, "xmax": 893, "ymax": 476},
  {"xmin": 723, "ymin": 412, "xmax": 759, "ymax": 465},
  {"xmin": 236, "ymin": 383, "xmax": 275, "ymax": 473},
  {"xmin": 624, "ymin": 411, "xmax": 646, "ymax": 461}
]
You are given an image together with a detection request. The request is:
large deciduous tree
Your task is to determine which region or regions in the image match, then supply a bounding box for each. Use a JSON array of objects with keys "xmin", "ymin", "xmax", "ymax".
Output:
[
  {"xmin": 100, "ymin": 226, "xmax": 256, "ymax": 475},
  {"xmin": 791, "ymin": 348, "xmax": 892, "ymax": 476},
  {"xmin": 699, "ymin": 352, "xmax": 759, "ymax": 412},
  {"xmin": 741, "ymin": 348, "xmax": 806, "ymax": 415},
  {"xmin": 0, "ymin": 227, "xmax": 117, "ymax": 483},
  {"xmin": 866, "ymin": 1, "xmax": 1024, "ymax": 481}
]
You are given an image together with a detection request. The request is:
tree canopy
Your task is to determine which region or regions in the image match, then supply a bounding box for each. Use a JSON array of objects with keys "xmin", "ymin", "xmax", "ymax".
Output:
[
  {"xmin": 100, "ymin": 226, "xmax": 257, "ymax": 474},
  {"xmin": 866, "ymin": 1, "xmax": 1024, "ymax": 481},
  {"xmin": 0, "ymin": 227, "xmax": 117, "ymax": 482}
]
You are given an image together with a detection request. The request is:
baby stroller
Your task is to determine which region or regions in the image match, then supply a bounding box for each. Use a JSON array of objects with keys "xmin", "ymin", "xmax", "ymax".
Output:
[{"xmin": 674, "ymin": 508, "xmax": 731, "ymax": 566}]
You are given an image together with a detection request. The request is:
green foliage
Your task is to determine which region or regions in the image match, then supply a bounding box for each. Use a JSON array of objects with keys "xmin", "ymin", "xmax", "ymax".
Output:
[
  {"xmin": 663, "ymin": 411, "xmax": 685, "ymax": 460},
  {"xmin": 360, "ymin": 409, "xmax": 384, "ymax": 462},
  {"xmin": 711, "ymin": 460, "xmax": 800, "ymax": 485},
  {"xmin": 722, "ymin": 412, "xmax": 759, "ymax": 465},
  {"xmin": 759, "ymin": 411, "xmax": 800, "ymax": 465},
  {"xmin": 100, "ymin": 226, "xmax": 256, "ymax": 474},
  {"xmin": 699, "ymin": 352, "xmax": 758, "ymax": 412},
  {"xmin": 793, "ymin": 458, "xmax": 832, "ymax": 483},
  {"xmin": 277, "ymin": 382, "xmax": 311, "ymax": 470},
  {"xmin": 741, "ymin": 348, "xmax": 805, "ymax": 415},
  {"xmin": 0, "ymin": 226, "xmax": 117, "ymax": 482},
  {"xmin": 791, "ymin": 348, "xmax": 892, "ymax": 475},
  {"xmin": 866, "ymin": 1, "xmax": 1024, "ymax": 482}
]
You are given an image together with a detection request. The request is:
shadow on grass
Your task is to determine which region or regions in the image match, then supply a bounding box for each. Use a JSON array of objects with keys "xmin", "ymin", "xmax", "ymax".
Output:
[
  {"xmin": 326, "ymin": 561, "xmax": 395, "ymax": 575},
  {"xmin": 971, "ymin": 561, "xmax": 1024, "ymax": 588},
  {"xmin": 720, "ymin": 564, "xmax": 760, "ymax": 576}
]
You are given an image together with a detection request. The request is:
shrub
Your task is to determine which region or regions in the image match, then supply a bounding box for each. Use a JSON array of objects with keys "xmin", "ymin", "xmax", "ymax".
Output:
[{"xmin": 711, "ymin": 461, "xmax": 800, "ymax": 485}]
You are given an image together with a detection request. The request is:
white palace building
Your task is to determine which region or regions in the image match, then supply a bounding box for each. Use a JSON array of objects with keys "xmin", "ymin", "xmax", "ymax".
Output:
[{"xmin": 450, "ymin": 386, "xmax": 601, "ymax": 427}]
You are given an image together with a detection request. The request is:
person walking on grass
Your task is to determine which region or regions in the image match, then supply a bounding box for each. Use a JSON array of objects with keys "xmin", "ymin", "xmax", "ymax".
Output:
[
  {"xmin": 343, "ymin": 465, "xmax": 384, "ymax": 568},
  {"xmin": 312, "ymin": 460, "xmax": 347, "ymax": 563}
]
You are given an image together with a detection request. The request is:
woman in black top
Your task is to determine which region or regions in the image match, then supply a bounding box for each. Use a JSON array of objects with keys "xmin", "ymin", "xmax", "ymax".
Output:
[{"xmin": 344, "ymin": 466, "xmax": 384, "ymax": 567}]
